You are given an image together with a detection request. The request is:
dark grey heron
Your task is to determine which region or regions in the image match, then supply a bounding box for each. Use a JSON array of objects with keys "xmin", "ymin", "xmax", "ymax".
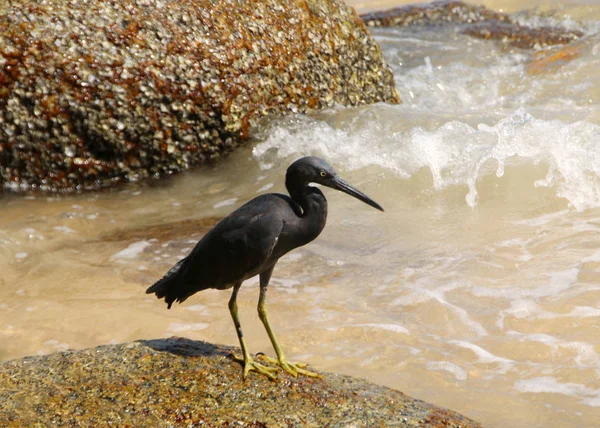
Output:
[{"xmin": 147, "ymin": 156, "xmax": 383, "ymax": 380}]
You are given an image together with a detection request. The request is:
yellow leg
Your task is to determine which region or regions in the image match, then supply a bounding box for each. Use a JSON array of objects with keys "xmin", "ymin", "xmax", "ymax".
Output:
[
  {"xmin": 257, "ymin": 268, "xmax": 321, "ymax": 378},
  {"xmin": 229, "ymin": 283, "xmax": 278, "ymax": 380}
]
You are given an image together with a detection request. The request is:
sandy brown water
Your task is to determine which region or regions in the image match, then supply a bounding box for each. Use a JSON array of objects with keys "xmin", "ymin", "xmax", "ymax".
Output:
[{"xmin": 2, "ymin": 1, "xmax": 600, "ymax": 427}]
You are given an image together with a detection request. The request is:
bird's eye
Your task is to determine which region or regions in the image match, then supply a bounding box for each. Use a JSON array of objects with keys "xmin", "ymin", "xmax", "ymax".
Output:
[{"xmin": 320, "ymin": 171, "xmax": 326, "ymax": 177}]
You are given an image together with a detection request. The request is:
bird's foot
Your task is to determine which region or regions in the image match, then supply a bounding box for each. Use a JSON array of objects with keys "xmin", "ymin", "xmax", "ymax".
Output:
[
  {"xmin": 232, "ymin": 353, "xmax": 279, "ymax": 381},
  {"xmin": 258, "ymin": 354, "xmax": 321, "ymax": 378}
]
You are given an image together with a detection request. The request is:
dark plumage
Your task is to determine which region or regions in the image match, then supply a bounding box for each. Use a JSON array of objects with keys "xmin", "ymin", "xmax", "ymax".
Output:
[{"xmin": 147, "ymin": 156, "xmax": 383, "ymax": 379}]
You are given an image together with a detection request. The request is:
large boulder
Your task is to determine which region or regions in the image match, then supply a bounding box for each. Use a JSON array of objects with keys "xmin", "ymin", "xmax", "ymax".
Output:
[
  {"xmin": 0, "ymin": 338, "xmax": 482, "ymax": 427},
  {"xmin": 0, "ymin": 0, "xmax": 399, "ymax": 192}
]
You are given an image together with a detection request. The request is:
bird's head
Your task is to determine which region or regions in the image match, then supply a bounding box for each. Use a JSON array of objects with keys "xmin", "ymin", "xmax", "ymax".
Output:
[{"xmin": 286, "ymin": 156, "xmax": 384, "ymax": 212}]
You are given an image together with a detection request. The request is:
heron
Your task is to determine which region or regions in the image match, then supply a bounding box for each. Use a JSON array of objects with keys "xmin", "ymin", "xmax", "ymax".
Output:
[{"xmin": 146, "ymin": 156, "xmax": 383, "ymax": 380}]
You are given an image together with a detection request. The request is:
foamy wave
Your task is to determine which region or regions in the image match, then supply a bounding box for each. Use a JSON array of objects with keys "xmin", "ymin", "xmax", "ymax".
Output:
[
  {"xmin": 253, "ymin": 108, "xmax": 600, "ymax": 210},
  {"xmin": 395, "ymin": 54, "xmax": 525, "ymax": 113},
  {"xmin": 500, "ymin": 299, "xmax": 600, "ymax": 324},
  {"xmin": 449, "ymin": 340, "xmax": 514, "ymax": 374},
  {"xmin": 514, "ymin": 12, "xmax": 600, "ymax": 35},
  {"xmin": 514, "ymin": 376, "xmax": 600, "ymax": 407}
]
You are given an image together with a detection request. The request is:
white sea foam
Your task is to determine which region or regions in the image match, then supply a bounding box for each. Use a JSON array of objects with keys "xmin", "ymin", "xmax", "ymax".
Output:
[
  {"xmin": 53, "ymin": 225, "xmax": 75, "ymax": 234},
  {"xmin": 510, "ymin": 331, "xmax": 560, "ymax": 345},
  {"xmin": 508, "ymin": 331, "xmax": 600, "ymax": 368},
  {"xmin": 426, "ymin": 361, "xmax": 468, "ymax": 381},
  {"xmin": 167, "ymin": 322, "xmax": 209, "ymax": 333},
  {"xmin": 491, "ymin": 237, "xmax": 534, "ymax": 262},
  {"xmin": 253, "ymin": 109, "xmax": 600, "ymax": 209},
  {"xmin": 390, "ymin": 289, "xmax": 432, "ymax": 306},
  {"xmin": 184, "ymin": 304, "xmax": 208, "ymax": 312},
  {"xmin": 474, "ymin": 268, "xmax": 579, "ymax": 304},
  {"xmin": 23, "ymin": 228, "xmax": 44, "ymax": 240},
  {"xmin": 514, "ymin": 377, "xmax": 600, "ymax": 407},
  {"xmin": 257, "ymin": 183, "xmax": 274, "ymax": 193},
  {"xmin": 449, "ymin": 340, "xmax": 512, "ymax": 364},
  {"xmin": 110, "ymin": 240, "xmax": 151, "ymax": 261},
  {"xmin": 512, "ymin": 210, "xmax": 571, "ymax": 227},
  {"xmin": 500, "ymin": 299, "xmax": 600, "ymax": 322},
  {"xmin": 393, "ymin": 54, "xmax": 523, "ymax": 113},
  {"xmin": 350, "ymin": 323, "xmax": 410, "ymax": 335},
  {"xmin": 563, "ymin": 342, "xmax": 600, "ymax": 367},
  {"xmin": 581, "ymin": 249, "xmax": 600, "ymax": 263},
  {"xmin": 279, "ymin": 252, "xmax": 303, "ymax": 263},
  {"xmin": 449, "ymin": 340, "xmax": 514, "ymax": 375},
  {"xmin": 270, "ymin": 277, "xmax": 301, "ymax": 289},
  {"xmin": 213, "ymin": 198, "xmax": 237, "ymax": 209},
  {"xmin": 514, "ymin": 13, "xmax": 600, "ymax": 35},
  {"xmin": 390, "ymin": 279, "xmax": 487, "ymax": 336}
]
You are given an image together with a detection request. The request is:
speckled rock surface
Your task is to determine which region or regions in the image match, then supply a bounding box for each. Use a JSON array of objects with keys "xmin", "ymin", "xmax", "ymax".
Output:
[
  {"xmin": 360, "ymin": 0, "xmax": 512, "ymax": 27},
  {"xmin": 0, "ymin": 338, "xmax": 483, "ymax": 427},
  {"xmin": 461, "ymin": 20, "xmax": 583, "ymax": 50},
  {"xmin": 361, "ymin": 1, "xmax": 583, "ymax": 49},
  {"xmin": 0, "ymin": 0, "xmax": 399, "ymax": 193}
]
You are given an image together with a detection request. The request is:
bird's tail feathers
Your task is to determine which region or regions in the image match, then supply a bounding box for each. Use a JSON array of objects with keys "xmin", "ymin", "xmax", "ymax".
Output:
[{"xmin": 146, "ymin": 257, "xmax": 187, "ymax": 309}]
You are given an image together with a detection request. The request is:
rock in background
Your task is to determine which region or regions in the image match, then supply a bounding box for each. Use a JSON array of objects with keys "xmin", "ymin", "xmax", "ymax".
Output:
[
  {"xmin": 360, "ymin": 1, "xmax": 583, "ymax": 49},
  {"xmin": 0, "ymin": 338, "xmax": 482, "ymax": 427},
  {"xmin": 0, "ymin": 0, "xmax": 399, "ymax": 192}
]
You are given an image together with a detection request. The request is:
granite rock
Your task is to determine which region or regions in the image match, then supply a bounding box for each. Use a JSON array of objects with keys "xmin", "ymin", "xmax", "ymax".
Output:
[
  {"xmin": 361, "ymin": 0, "xmax": 583, "ymax": 49},
  {"xmin": 0, "ymin": 337, "xmax": 483, "ymax": 427},
  {"xmin": 0, "ymin": 0, "xmax": 399, "ymax": 193}
]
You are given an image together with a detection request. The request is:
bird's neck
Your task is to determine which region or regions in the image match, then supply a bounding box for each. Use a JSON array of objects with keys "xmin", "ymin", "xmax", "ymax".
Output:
[
  {"xmin": 288, "ymin": 184, "xmax": 328, "ymax": 242},
  {"xmin": 301, "ymin": 186, "xmax": 327, "ymax": 214}
]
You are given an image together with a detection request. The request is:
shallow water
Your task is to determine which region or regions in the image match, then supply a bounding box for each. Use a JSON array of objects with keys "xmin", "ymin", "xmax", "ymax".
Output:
[{"xmin": 2, "ymin": 1, "xmax": 600, "ymax": 427}]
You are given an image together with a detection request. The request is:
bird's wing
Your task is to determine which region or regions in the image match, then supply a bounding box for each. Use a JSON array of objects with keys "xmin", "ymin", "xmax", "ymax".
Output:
[{"xmin": 178, "ymin": 206, "xmax": 284, "ymax": 290}]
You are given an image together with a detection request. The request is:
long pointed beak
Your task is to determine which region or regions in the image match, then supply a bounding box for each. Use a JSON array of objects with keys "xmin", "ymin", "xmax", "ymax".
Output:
[{"xmin": 330, "ymin": 177, "xmax": 384, "ymax": 212}]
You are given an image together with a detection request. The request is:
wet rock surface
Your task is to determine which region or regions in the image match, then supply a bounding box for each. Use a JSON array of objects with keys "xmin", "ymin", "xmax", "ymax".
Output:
[
  {"xmin": 0, "ymin": 0, "xmax": 399, "ymax": 193},
  {"xmin": 361, "ymin": 0, "xmax": 583, "ymax": 49},
  {"xmin": 0, "ymin": 337, "xmax": 482, "ymax": 427},
  {"xmin": 361, "ymin": 0, "xmax": 512, "ymax": 27},
  {"xmin": 461, "ymin": 20, "xmax": 583, "ymax": 50},
  {"xmin": 526, "ymin": 32, "xmax": 600, "ymax": 74}
]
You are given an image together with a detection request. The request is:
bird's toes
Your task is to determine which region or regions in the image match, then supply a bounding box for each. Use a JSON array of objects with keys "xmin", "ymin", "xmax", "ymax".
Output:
[
  {"xmin": 280, "ymin": 362, "xmax": 299, "ymax": 378},
  {"xmin": 231, "ymin": 352, "xmax": 244, "ymax": 363},
  {"xmin": 242, "ymin": 358, "xmax": 279, "ymax": 381},
  {"xmin": 256, "ymin": 353, "xmax": 279, "ymax": 365},
  {"xmin": 257, "ymin": 355, "xmax": 298, "ymax": 377},
  {"xmin": 281, "ymin": 360, "xmax": 320, "ymax": 378},
  {"xmin": 294, "ymin": 365, "xmax": 322, "ymax": 378},
  {"xmin": 255, "ymin": 354, "xmax": 320, "ymax": 378}
]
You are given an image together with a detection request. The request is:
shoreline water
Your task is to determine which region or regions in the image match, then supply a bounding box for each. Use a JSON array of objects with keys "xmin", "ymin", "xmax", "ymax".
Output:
[{"xmin": 2, "ymin": 1, "xmax": 600, "ymax": 427}]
